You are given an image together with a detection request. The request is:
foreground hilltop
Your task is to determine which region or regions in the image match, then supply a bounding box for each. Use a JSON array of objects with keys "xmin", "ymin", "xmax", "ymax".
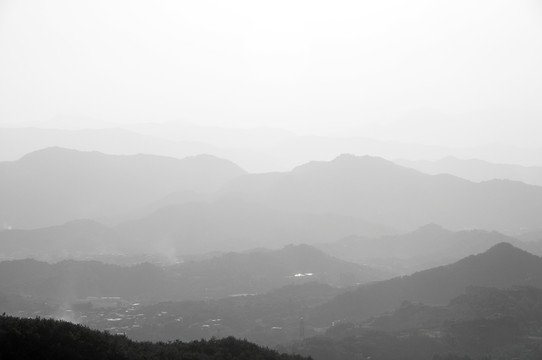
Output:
[{"xmin": 0, "ymin": 315, "xmax": 309, "ymax": 360}]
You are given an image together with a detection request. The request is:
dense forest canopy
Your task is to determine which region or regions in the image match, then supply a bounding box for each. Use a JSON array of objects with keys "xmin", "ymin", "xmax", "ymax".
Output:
[{"xmin": 0, "ymin": 315, "xmax": 310, "ymax": 360}]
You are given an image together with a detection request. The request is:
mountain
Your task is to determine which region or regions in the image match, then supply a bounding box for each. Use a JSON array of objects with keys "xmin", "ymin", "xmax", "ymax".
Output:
[
  {"xmin": 245, "ymin": 134, "xmax": 542, "ymax": 173},
  {"xmin": 3, "ymin": 127, "xmax": 542, "ymax": 173},
  {"xmin": 317, "ymin": 224, "xmax": 519, "ymax": 274},
  {"xmin": 0, "ymin": 244, "xmax": 387, "ymax": 304},
  {"xmin": 0, "ymin": 316, "xmax": 309, "ymax": 360},
  {"xmin": 219, "ymin": 154, "xmax": 542, "ymax": 234},
  {"xmin": 397, "ymin": 156, "xmax": 542, "ymax": 186},
  {"xmin": 0, "ymin": 147, "xmax": 246, "ymax": 229},
  {"xmin": 309, "ymin": 243, "xmax": 542, "ymax": 325},
  {"xmin": 116, "ymin": 200, "xmax": 395, "ymax": 255}
]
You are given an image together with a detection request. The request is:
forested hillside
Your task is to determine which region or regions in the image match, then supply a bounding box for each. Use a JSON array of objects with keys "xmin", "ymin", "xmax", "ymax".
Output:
[{"xmin": 0, "ymin": 315, "xmax": 310, "ymax": 360}]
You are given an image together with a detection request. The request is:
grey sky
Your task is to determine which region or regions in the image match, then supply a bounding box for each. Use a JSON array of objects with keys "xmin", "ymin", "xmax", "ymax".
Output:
[{"xmin": 1, "ymin": 0, "xmax": 541, "ymax": 147}]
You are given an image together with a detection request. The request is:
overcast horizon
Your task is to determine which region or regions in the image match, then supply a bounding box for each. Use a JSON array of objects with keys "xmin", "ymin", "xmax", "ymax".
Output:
[{"xmin": 2, "ymin": 0, "xmax": 542, "ymax": 149}]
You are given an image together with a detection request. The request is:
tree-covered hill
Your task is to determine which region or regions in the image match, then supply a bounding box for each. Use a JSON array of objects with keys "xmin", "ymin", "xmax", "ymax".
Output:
[
  {"xmin": 0, "ymin": 315, "xmax": 310, "ymax": 360},
  {"xmin": 281, "ymin": 286, "xmax": 542, "ymax": 360},
  {"xmin": 310, "ymin": 243, "xmax": 542, "ymax": 325}
]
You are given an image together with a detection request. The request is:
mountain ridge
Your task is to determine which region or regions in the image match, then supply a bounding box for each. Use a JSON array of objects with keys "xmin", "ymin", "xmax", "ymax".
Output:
[
  {"xmin": 0, "ymin": 147, "xmax": 246, "ymax": 229},
  {"xmin": 219, "ymin": 154, "xmax": 542, "ymax": 234}
]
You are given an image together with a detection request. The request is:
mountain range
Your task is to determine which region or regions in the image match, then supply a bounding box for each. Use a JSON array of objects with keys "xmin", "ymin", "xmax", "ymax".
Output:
[
  {"xmin": 316, "ymin": 224, "xmax": 521, "ymax": 274},
  {"xmin": 0, "ymin": 127, "xmax": 216, "ymax": 162},
  {"xmin": 0, "ymin": 147, "xmax": 245, "ymax": 229},
  {"xmin": 5, "ymin": 149, "xmax": 542, "ymax": 256},
  {"xmin": 4, "ymin": 126, "xmax": 542, "ymax": 173},
  {"xmin": 0, "ymin": 244, "xmax": 384, "ymax": 304},
  {"xmin": 218, "ymin": 154, "xmax": 542, "ymax": 234}
]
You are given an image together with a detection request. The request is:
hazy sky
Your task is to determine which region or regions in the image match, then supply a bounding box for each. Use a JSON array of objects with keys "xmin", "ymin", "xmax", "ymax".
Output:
[{"xmin": 1, "ymin": 0, "xmax": 541, "ymax": 147}]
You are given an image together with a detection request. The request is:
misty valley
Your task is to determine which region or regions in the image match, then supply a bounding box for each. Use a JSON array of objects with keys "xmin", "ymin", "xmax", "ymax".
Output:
[
  {"xmin": 2, "ymin": 148, "xmax": 542, "ymax": 359},
  {"xmin": 3, "ymin": 1, "xmax": 542, "ymax": 358}
]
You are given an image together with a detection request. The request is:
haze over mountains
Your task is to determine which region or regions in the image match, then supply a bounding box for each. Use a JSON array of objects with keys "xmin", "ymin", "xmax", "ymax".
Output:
[
  {"xmin": 397, "ymin": 156, "xmax": 542, "ymax": 187},
  {"xmin": 0, "ymin": 244, "xmax": 384, "ymax": 304},
  {"xmin": 4, "ymin": 148, "xmax": 542, "ymax": 259},
  {"xmin": 116, "ymin": 200, "xmax": 393, "ymax": 255},
  {"xmin": 4, "ymin": 1, "xmax": 542, "ymax": 357},
  {"xmin": 219, "ymin": 154, "xmax": 542, "ymax": 234},
  {"xmin": 0, "ymin": 147, "xmax": 245, "ymax": 229},
  {"xmin": 0, "ymin": 220, "xmax": 124, "ymax": 261},
  {"xmin": 317, "ymin": 224, "xmax": 520, "ymax": 274},
  {"xmin": 3, "ymin": 126, "xmax": 542, "ymax": 173},
  {"xmin": 0, "ymin": 127, "xmax": 216, "ymax": 162},
  {"xmin": 3, "ymin": 145, "xmax": 542, "ymax": 360}
]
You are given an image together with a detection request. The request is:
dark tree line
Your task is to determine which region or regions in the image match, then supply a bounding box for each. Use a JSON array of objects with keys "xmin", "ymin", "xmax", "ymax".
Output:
[{"xmin": 0, "ymin": 315, "xmax": 310, "ymax": 360}]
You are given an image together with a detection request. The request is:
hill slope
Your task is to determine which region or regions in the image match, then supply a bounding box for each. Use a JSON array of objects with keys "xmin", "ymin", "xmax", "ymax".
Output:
[
  {"xmin": 0, "ymin": 315, "xmax": 308, "ymax": 360},
  {"xmin": 310, "ymin": 243, "xmax": 542, "ymax": 325}
]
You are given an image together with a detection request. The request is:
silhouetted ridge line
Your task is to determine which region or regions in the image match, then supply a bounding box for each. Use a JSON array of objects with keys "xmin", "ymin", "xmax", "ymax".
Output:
[
  {"xmin": 219, "ymin": 154, "xmax": 542, "ymax": 234},
  {"xmin": 0, "ymin": 147, "xmax": 246, "ymax": 229}
]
